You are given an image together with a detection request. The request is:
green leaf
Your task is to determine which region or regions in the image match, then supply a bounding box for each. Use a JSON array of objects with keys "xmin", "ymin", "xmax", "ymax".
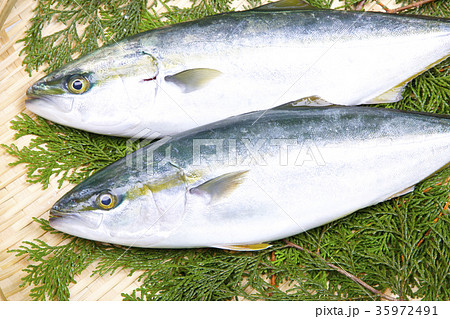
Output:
[
  {"xmin": 19, "ymin": 0, "xmax": 149, "ymax": 75},
  {"xmin": 2, "ymin": 113, "xmax": 141, "ymax": 189}
]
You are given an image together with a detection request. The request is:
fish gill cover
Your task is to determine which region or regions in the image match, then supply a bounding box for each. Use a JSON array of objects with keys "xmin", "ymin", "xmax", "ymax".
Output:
[{"xmin": 2, "ymin": 0, "xmax": 450, "ymax": 300}]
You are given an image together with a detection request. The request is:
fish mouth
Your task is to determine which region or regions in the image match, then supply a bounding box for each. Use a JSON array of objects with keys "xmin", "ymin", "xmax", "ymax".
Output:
[
  {"xmin": 26, "ymin": 90, "xmax": 42, "ymax": 99},
  {"xmin": 25, "ymin": 94, "xmax": 73, "ymax": 115},
  {"xmin": 49, "ymin": 209, "xmax": 103, "ymax": 230},
  {"xmin": 49, "ymin": 209, "xmax": 72, "ymax": 219},
  {"xmin": 49, "ymin": 209, "xmax": 79, "ymax": 222}
]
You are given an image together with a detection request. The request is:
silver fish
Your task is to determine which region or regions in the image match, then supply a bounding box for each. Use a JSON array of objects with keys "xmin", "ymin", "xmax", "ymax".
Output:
[
  {"xmin": 26, "ymin": 0, "xmax": 450, "ymax": 137},
  {"xmin": 49, "ymin": 106, "xmax": 450, "ymax": 251}
]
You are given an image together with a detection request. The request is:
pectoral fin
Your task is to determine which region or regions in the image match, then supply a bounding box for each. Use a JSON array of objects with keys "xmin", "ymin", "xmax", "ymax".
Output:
[
  {"xmin": 212, "ymin": 243, "xmax": 272, "ymax": 251},
  {"xmin": 189, "ymin": 170, "xmax": 249, "ymax": 204},
  {"xmin": 252, "ymin": 0, "xmax": 318, "ymax": 11},
  {"xmin": 165, "ymin": 68, "xmax": 222, "ymax": 93}
]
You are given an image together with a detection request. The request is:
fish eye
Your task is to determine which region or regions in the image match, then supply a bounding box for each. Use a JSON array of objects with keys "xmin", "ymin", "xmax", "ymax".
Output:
[
  {"xmin": 67, "ymin": 75, "xmax": 89, "ymax": 94},
  {"xmin": 96, "ymin": 192, "xmax": 117, "ymax": 210}
]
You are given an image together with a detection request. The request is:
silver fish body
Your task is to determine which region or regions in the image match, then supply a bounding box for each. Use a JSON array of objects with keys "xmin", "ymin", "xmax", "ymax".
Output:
[
  {"xmin": 26, "ymin": 3, "xmax": 450, "ymax": 137},
  {"xmin": 49, "ymin": 107, "xmax": 450, "ymax": 250}
]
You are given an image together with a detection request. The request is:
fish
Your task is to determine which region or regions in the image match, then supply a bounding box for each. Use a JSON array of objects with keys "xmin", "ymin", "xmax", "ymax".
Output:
[
  {"xmin": 49, "ymin": 106, "xmax": 450, "ymax": 251},
  {"xmin": 25, "ymin": 0, "xmax": 450, "ymax": 138}
]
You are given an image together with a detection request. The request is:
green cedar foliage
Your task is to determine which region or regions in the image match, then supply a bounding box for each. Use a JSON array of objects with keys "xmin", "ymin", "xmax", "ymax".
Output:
[
  {"xmin": 3, "ymin": 114, "xmax": 140, "ymax": 189},
  {"xmin": 4, "ymin": 0, "xmax": 450, "ymax": 300},
  {"xmin": 19, "ymin": 0, "xmax": 149, "ymax": 75}
]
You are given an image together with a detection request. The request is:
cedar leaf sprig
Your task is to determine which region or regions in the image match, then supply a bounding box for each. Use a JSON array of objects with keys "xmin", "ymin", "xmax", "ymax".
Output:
[
  {"xmin": 2, "ymin": 114, "xmax": 139, "ymax": 189},
  {"xmin": 19, "ymin": 0, "xmax": 149, "ymax": 75}
]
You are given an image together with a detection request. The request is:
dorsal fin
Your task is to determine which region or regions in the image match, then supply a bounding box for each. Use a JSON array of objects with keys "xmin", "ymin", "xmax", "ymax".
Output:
[
  {"xmin": 252, "ymin": 0, "xmax": 319, "ymax": 11},
  {"xmin": 272, "ymin": 97, "xmax": 335, "ymax": 110},
  {"xmin": 292, "ymin": 95, "xmax": 333, "ymax": 106}
]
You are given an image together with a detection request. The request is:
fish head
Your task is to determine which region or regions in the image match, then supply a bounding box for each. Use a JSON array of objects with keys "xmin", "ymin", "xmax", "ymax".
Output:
[
  {"xmin": 26, "ymin": 41, "xmax": 160, "ymax": 136},
  {"xmin": 49, "ymin": 156, "xmax": 188, "ymax": 247}
]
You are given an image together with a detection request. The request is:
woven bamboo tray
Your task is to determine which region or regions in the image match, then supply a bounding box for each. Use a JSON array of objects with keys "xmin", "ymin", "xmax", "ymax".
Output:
[{"xmin": 0, "ymin": 0, "xmax": 404, "ymax": 301}]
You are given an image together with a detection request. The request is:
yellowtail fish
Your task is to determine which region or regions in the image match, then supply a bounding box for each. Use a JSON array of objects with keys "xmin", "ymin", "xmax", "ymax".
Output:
[
  {"xmin": 49, "ymin": 106, "xmax": 450, "ymax": 251},
  {"xmin": 26, "ymin": 0, "xmax": 450, "ymax": 137}
]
